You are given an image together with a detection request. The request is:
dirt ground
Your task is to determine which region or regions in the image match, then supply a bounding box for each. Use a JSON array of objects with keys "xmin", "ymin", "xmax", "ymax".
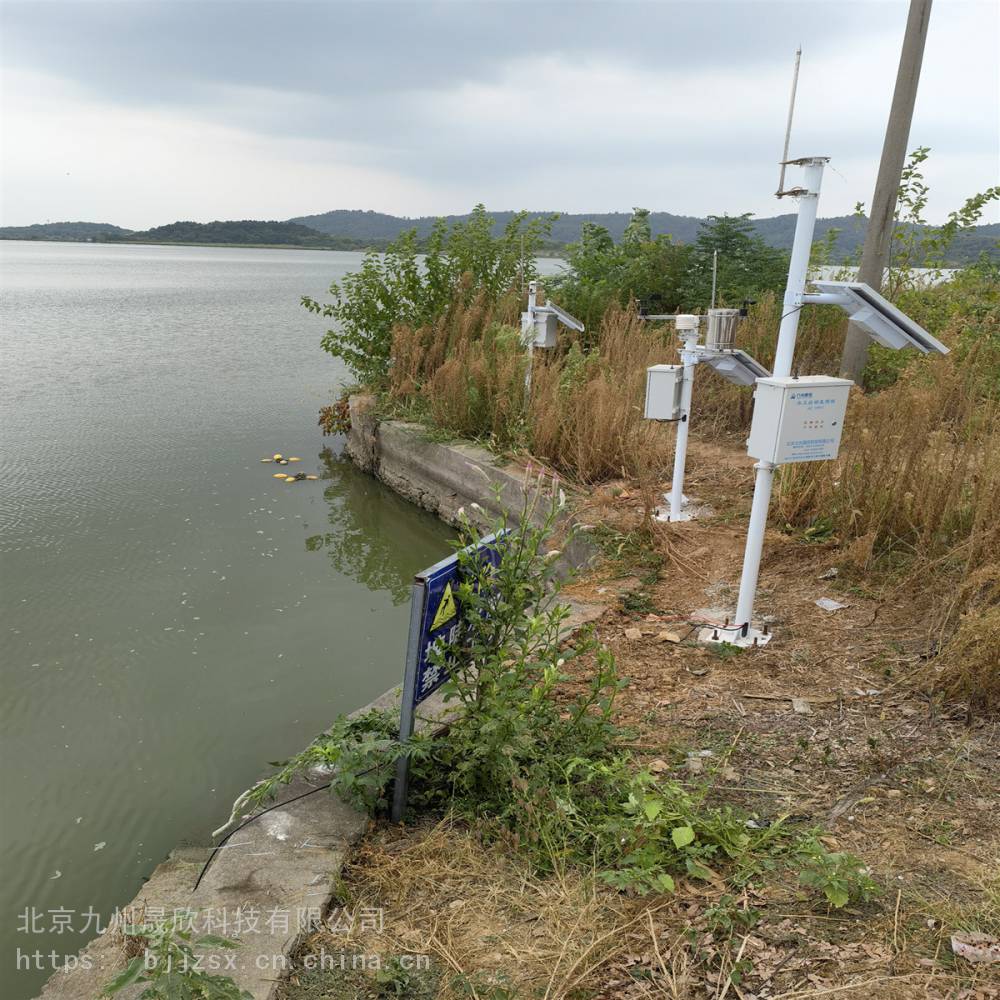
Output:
[{"xmin": 280, "ymin": 437, "xmax": 999, "ymax": 1000}]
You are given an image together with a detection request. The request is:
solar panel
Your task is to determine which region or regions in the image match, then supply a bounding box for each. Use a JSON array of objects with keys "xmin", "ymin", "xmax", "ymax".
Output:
[
  {"xmin": 808, "ymin": 281, "xmax": 949, "ymax": 354},
  {"xmin": 701, "ymin": 349, "xmax": 771, "ymax": 386}
]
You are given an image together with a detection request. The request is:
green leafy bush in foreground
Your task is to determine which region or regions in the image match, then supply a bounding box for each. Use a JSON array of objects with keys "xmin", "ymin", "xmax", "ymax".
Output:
[
  {"xmin": 240, "ymin": 477, "xmax": 879, "ymax": 908},
  {"xmin": 103, "ymin": 918, "xmax": 251, "ymax": 1000}
]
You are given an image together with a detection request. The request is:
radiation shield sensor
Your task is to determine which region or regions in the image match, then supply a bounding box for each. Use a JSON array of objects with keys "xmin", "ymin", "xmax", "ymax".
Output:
[{"xmin": 804, "ymin": 281, "xmax": 949, "ymax": 354}]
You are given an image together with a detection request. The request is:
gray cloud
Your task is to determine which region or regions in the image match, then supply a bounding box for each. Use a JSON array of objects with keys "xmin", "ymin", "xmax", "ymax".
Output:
[
  {"xmin": 2, "ymin": 2, "xmax": 872, "ymax": 101},
  {"xmin": 1, "ymin": 1, "xmax": 996, "ymax": 226}
]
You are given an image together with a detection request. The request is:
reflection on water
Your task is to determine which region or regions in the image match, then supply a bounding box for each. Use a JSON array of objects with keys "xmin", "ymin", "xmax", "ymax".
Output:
[{"xmin": 306, "ymin": 448, "xmax": 453, "ymax": 604}]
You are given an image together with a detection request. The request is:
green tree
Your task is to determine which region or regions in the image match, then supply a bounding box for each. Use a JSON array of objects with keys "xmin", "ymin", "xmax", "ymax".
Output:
[
  {"xmin": 303, "ymin": 206, "xmax": 554, "ymax": 386},
  {"xmin": 550, "ymin": 209, "xmax": 690, "ymax": 330},
  {"xmin": 882, "ymin": 146, "xmax": 1000, "ymax": 298},
  {"xmin": 622, "ymin": 207, "xmax": 652, "ymax": 247},
  {"xmin": 680, "ymin": 213, "xmax": 789, "ymax": 308}
]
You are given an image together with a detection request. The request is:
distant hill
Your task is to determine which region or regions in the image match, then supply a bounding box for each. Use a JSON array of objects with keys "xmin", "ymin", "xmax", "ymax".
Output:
[
  {"xmin": 289, "ymin": 208, "xmax": 710, "ymax": 246},
  {"xmin": 0, "ymin": 219, "xmax": 367, "ymax": 250},
  {"xmin": 117, "ymin": 219, "xmax": 367, "ymax": 249},
  {"xmin": 290, "ymin": 208, "xmax": 997, "ymax": 264},
  {"xmin": 0, "ymin": 221, "xmax": 133, "ymax": 241},
  {"xmin": 4, "ymin": 212, "xmax": 997, "ymax": 264}
]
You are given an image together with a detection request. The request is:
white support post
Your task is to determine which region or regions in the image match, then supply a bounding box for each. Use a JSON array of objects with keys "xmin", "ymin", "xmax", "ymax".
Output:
[
  {"xmin": 731, "ymin": 158, "xmax": 827, "ymax": 642},
  {"xmin": 522, "ymin": 281, "xmax": 537, "ymax": 399},
  {"xmin": 669, "ymin": 334, "xmax": 699, "ymax": 522}
]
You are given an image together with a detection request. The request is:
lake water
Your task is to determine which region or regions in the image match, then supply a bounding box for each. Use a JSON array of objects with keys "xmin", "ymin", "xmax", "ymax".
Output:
[{"xmin": 0, "ymin": 241, "xmax": 480, "ymax": 998}]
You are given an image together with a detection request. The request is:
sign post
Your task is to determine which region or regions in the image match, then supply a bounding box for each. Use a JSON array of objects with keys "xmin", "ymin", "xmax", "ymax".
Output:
[{"xmin": 391, "ymin": 533, "xmax": 501, "ymax": 823}]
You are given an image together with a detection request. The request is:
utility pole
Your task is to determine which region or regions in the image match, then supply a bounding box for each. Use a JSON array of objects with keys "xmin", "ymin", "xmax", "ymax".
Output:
[{"xmin": 840, "ymin": 0, "xmax": 932, "ymax": 382}]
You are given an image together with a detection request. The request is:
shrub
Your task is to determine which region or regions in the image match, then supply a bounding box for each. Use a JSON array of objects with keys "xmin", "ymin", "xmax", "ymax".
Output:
[
  {"xmin": 102, "ymin": 918, "xmax": 250, "ymax": 1000},
  {"xmin": 303, "ymin": 206, "xmax": 554, "ymax": 386}
]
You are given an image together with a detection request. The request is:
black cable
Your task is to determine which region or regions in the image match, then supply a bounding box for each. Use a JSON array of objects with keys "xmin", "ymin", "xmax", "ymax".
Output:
[
  {"xmin": 192, "ymin": 757, "xmax": 391, "ymax": 892},
  {"xmin": 679, "ymin": 623, "xmax": 700, "ymax": 644},
  {"xmin": 191, "ymin": 781, "xmax": 331, "ymax": 893}
]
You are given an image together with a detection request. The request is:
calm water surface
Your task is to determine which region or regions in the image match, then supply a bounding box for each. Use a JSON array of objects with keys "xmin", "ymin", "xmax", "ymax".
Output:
[{"xmin": 0, "ymin": 241, "xmax": 465, "ymax": 997}]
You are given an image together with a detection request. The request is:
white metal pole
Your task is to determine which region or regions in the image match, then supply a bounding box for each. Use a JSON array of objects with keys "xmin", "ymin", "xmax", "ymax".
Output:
[
  {"xmin": 772, "ymin": 158, "xmax": 826, "ymax": 378},
  {"xmin": 522, "ymin": 281, "xmax": 537, "ymax": 399},
  {"xmin": 733, "ymin": 462, "xmax": 775, "ymax": 635},
  {"xmin": 733, "ymin": 158, "xmax": 826, "ymax": 635},
  {"xmin": 669, "ymin": 334, "xmax": 699, "ymax": 521}
]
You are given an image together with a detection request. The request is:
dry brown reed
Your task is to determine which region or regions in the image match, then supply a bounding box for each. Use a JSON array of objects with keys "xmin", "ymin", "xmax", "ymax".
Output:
[
  {"xmin": 528, "ymin": 305, "xmax": 675, "ymax": 483},
  {"xmin": 389, "ymin": 295, "xmax": 676, "ymax": 484},
  {"xmin": 926, "ymin": 567, "xmax": 1000, "ymax": 712},
  {"xmin": 772, "ymin": 336, "xmax": 1000, "ymax": 709},
  {"xmin": 329, "ymin": 817, "xmax": 673, "ymax": 1000}
]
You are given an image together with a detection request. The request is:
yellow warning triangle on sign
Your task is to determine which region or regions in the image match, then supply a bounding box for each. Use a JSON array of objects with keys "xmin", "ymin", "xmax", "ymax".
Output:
[{"xmin": 430, "ymin": 582, "xmax": 457, "ymax": 630}]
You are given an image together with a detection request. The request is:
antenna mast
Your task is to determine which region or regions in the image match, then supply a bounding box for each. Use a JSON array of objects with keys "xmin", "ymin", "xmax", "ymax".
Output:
[{"xmin": 776, "ymin": 46, "xmax": 802, "ymax": 197}]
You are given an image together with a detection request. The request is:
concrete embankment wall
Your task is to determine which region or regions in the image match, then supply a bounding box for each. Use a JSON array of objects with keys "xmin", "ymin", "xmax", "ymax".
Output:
[
  {"xmin": 345, "ymin": 394, "xmax": 598, "ymax": 571},
  {"xmin": 346, "ymin": 394, "xmax": 535, "ymax": 526},
  {"xmin": 37, "ymin": 399, "xmax": 603, "ymax": 1000}
]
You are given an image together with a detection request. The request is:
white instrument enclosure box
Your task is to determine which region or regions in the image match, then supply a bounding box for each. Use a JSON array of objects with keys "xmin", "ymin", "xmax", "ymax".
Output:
[
  {"xmin": 533, "ymin": 313, "xmax": 559, "ymax": 348},
  {"xmin": 747, "ymin": 375, "xmax": 852, "ymax": 464},
  {"xmin": 645, "ymin": 364, "xmax": 684, "ymax": 421}
]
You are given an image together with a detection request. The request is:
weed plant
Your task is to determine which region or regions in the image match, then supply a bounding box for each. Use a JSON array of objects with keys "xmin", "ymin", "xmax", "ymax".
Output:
[
  {"xmin": 239, "ymin": 482, "xmax": 879, "ymax": 908},
  {"xmin": 102, "ymin": 918, "xmax": 251, "ymax": 1000}
]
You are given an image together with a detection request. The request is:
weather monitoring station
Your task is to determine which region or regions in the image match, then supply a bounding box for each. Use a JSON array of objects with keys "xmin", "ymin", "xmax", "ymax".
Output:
[
  {"xmin": 643, "ymin": 155, "xmax": 948, "ymax": 647},
  {"xmin": 644, "ymin": 310, "xmax": 771, "ymax": 522}
]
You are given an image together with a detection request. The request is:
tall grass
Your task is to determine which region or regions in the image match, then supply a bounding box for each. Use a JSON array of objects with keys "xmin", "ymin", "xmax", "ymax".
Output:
[
  {"xmin": 772, "ymin": 300, "xmax": 1000, "ymax": 709},
  {"xmin": 388, "ymin": 294, "xmax": 675, "ymax": 483},
  {"xmin": 529, "ymin": 306, "xmax": 674, "ymax": 482}
]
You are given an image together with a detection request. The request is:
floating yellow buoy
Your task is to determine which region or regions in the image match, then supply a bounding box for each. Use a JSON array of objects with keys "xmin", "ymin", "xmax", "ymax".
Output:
[
  {"xmin": 272, "ymin": 472, "xmax": 288, "ymax": 478},
  {"xmin": 305, "ymin": 475, "xmax": 318, "ymax": 480},
  {"xmin": 287, "ymin": 457, "xmax": 301, "ymax": 462},
  {"xmin": 273, "ymin": 453, "xmax": 283, "ymax": 460}
]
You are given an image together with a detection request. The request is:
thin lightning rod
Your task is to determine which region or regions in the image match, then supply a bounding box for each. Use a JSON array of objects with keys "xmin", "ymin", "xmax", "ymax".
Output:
[{"xmin": 776, "ymin": 46, "xmax": 802, "ymax": 197}]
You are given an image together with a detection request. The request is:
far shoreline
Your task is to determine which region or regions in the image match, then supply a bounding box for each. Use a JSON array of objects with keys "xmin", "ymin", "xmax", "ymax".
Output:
[{"xmin": 0, "ymin": 237, "xmax": 572, "ymax": 259}]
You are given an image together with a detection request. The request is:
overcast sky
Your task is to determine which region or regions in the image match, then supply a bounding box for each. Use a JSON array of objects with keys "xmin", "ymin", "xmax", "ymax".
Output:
[{"xmin": 1, "ymin": 0, "xmax": 997, "ymax": 229}]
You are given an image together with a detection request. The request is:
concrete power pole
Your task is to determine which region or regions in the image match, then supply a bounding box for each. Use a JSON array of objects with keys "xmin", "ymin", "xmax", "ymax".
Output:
[{"xmin": 840, "ymin": 0, "xmax": 933, "ymax": 383}]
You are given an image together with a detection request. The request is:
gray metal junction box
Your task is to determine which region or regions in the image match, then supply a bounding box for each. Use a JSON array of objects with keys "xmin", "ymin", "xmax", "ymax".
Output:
[{"xmin": 746, "ymin": 375, "xmax": 852, "ymax": 464}]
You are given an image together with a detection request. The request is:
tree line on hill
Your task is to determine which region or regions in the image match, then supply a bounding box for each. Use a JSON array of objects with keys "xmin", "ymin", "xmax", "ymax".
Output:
[{"xmin": 3, "ymin": 209, "xmax": 997, "ymax": 264}]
